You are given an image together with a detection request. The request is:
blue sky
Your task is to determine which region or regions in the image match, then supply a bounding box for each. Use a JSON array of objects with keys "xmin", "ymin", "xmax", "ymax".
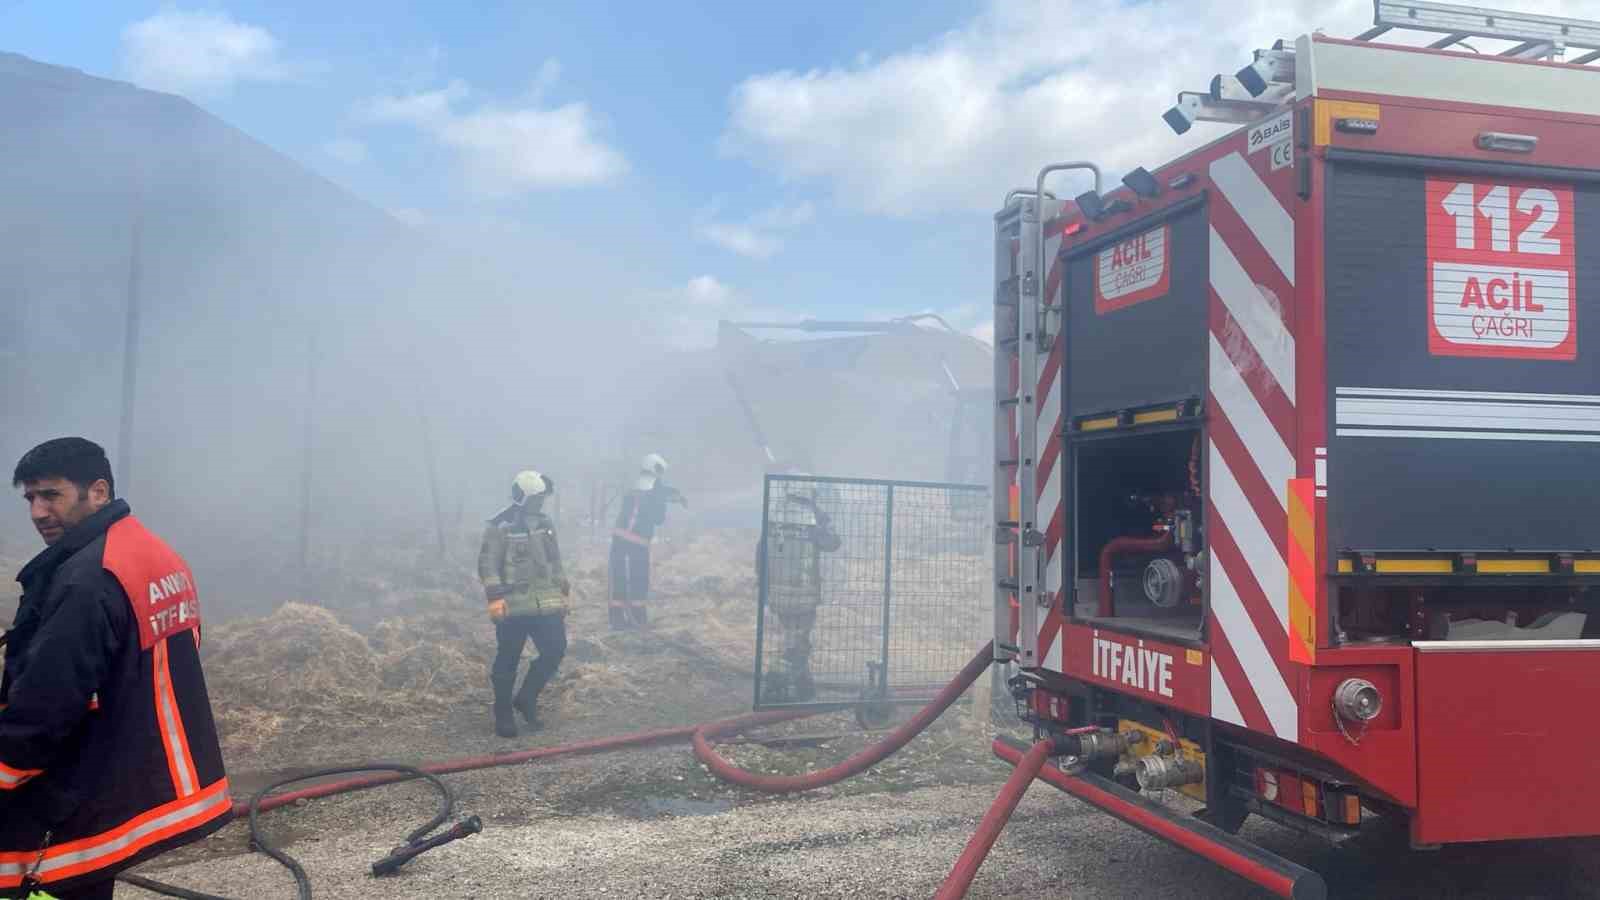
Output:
[{"xmin": 2, "ymin": 0, "xmax": 1576, "ymax": 348}]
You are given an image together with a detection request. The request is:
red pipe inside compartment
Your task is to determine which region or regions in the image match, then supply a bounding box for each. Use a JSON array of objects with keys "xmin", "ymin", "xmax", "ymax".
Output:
[{"xmin": 1097, "ymin": 534, "xmax": 1173, "ymax": 616}]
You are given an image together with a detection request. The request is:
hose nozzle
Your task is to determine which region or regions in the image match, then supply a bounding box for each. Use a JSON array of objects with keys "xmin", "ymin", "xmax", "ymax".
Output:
[{"xmin": 371, "ymin": 816, "xmax": 482, "ymax": 877}]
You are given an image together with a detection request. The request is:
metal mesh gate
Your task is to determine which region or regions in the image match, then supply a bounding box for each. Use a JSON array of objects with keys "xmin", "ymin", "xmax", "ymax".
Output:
[{"xmin": 755, "ymin": 475, "xmax": 988, "ymax": 710}]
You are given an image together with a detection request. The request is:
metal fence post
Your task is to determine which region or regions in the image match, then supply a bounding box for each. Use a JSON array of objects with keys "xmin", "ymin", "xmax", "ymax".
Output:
[
  {"xmin": 753, "ymin": 474, "xmax": 773, "ymax": 710},
  {"xmin": 879, "ymin": 483, "xmax": 895, "ymax": 700}
]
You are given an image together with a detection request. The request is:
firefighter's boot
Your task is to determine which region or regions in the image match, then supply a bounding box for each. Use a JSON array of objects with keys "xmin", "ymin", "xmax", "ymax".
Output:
[
  {"xmin": 491, "ymin": 672, "xmax": 518, "ymax": 738},
  {"xmin": 762, "ymin": 672, "xmax": 790, "ymax": 704},
  {"xmin": 608, "ymin": 606, "xmax": 628, "ymax": 631},
  {"xmin": 630, "ymin": 604, "xmax": 649, "ymax": 628},
  {"xmin": 513, "ymin": 674, "xmax": 543, "ymax": 730},
  {"xmin": 793, "ymin": 667, "xmax": 817, "ymax": 702}
]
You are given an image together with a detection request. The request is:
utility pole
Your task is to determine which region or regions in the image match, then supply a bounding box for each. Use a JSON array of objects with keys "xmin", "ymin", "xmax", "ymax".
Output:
[
  {"xmin": 298, "ymin": 333, "xmax": 318, "ymax": 599},
  {"xmin": 417, "ymin": 394, "xmax": 448, "ymax": 560},
  {"xmin": 117, "ymin": 196, "xmax": 144, "ymax": 488}
]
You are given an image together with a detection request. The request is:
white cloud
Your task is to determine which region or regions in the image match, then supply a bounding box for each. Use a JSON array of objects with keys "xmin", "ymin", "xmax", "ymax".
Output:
[
  {"xmin": 723, "ymin": 0, "xmax": 1583, "ymax": 216},
  {"xmin": 650, "ymin": 276, "xmax": 800, "ymax": 349},
  {"xmin": 696, "ymin": 201, "xmax": 815, "ymax": 259},
  {"xmin": 648, "ymin": 279, "xmax": 991, "ymax": 351},
  {"xmin": 362, "ymin": 68, "xmax": 627, "ymax": 194},
  {"xmin": 121, "ymin": 9, "xmax": 295, "ymax": 98},
  {"xmin": 323, "ymin": 138, "xmax": 368, "ymax": 164},
  {"xmin": 390, "ymin": 208, "xmax": 428, "ymax": 227},
  {"xmin": 697, "ymin": 222, "xmax": 782, "ymax": 260},
  {"xmin": 442, "ymin": 104, "xmax": 628, "ymax": 192},
  {"xmin": 683, "ymin": 274, "xmax": 734, "ymax": 308},
  {"xmin": 365, "ymin": 80, "xmax": 469, "ymax": 126}
]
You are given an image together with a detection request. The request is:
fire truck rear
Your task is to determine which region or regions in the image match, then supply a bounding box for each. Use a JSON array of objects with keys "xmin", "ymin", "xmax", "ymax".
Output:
[{"xmin": 991, "ymin": 3, "xmax": 1600, "ymax": 895}]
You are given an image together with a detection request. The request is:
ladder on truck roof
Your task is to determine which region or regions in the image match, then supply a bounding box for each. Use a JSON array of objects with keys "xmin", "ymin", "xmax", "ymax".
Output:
[
  {"xmin": 1165, "ymin": 1, "xmax": 1600, "ymax": 134},
  {"xmin": 1360, "ymin": 1, "xmax": 1600, "ymax": 64}
]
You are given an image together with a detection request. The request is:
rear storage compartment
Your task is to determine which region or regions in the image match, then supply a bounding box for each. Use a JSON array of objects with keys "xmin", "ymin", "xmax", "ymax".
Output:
[
  {"xmin": 1323, "ymin": 162, "xmax": 1600, "ymax": 554},
  {"xmin": 1060, "ymin": 200, "xmax": 1210, "ymax": 643},
  {"xmin": 1326, "ymin": 160, "xmax": 1600, "ymax": 842},
  {"xmin": 1413, "ymin": 642, "xmax": 1600, "ymax": 843}
]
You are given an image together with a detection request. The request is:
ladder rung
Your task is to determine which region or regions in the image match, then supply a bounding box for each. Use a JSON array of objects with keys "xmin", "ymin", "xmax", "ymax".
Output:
[
  {"xmin": 996, "ymin": 397, "xmax": 1020, "ymax": 408},
  {"xmin": 997, "ymin": 520, "xmax": 1019, "ymax": 529},
  {"xmin": 998, "ymin": 336, "xmax": 1020, "ymax": 350},
  {"xmin": 996, "ymin": 458, "xmax": 1019, "ymax": 467},
  {"xmin": 997, "ymin": 579, "xmax": 1019, "ymax": 592},
  {"xmin": 1369, "ymin": 2, "xmax": 1600, "ymax": 57}
]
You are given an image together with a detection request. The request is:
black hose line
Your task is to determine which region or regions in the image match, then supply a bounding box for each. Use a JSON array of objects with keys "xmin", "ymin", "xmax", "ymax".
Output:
[
  {"xmin": 118, "ymin": 764, "xmax": 455, "ymax": 900},
  {"xmin": 115, "ymin": 872, "xmax": 233, "ymax": 900}
]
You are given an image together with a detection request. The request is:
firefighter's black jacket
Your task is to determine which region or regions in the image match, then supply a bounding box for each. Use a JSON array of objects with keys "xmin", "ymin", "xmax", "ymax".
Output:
[
  {"xmin": 0, "ymin": 500, "xmax": 231, "ymax": 895},
  {"xmin": 613, "ymin": 483, "xmax": 676, "ymax": 543}
]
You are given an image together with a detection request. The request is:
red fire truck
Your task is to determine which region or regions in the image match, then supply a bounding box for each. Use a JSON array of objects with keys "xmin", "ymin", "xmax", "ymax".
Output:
[{"xmin": 992, "ymin": 3, "xmax": 1600, "ymax": 896}]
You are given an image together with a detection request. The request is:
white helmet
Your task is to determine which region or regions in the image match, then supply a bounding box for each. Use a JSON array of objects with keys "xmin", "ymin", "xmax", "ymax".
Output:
[
  {"xmin": 638, "ymin": 453, "xmax": 668, "ymax": 490},
  {"xmin": 511, "ymin": 470, "xmax": 548, "ymax": 506}
]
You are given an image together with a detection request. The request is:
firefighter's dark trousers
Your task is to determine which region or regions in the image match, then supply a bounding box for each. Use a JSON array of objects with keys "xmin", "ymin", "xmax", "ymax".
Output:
[
  {"xmin": 491, "ymin": 614, "xmax": 567, "ymax": 709},
  {"xmin": 608, "ymin": 539, "xmax": 651, "ymax": 629}
]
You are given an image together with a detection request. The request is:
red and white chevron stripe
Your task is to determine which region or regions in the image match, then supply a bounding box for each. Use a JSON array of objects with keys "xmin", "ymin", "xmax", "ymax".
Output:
[
  {"xmin": 1205, "ymin": 150, "xmax": 1299, "ymax": 742},
  {"xmin": 1033, "ymin": 222, "xmax": 1069, "ymax": 671}
]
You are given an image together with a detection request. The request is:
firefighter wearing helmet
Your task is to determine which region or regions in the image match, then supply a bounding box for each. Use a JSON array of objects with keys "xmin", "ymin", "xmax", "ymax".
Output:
[
  {"xmin": 608, "ymin": 453, "xmax": 685, "ymax": 630},
  {"xmin": 478, "ymin": 470, "xmax": 570, "ymax": 738},
  {"xmin": 756, "ymin": 466, "xmax": 841, "ymax": 702}
]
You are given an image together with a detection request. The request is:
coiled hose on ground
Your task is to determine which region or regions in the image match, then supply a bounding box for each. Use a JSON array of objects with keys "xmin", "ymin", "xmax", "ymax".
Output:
[
  {"xmin": 119, "ymin": 764, "xmax": 458, "ymax": 900},
  {"xmin": 120, "ymin": 641, "xmax": 995, "ymax": 899}
]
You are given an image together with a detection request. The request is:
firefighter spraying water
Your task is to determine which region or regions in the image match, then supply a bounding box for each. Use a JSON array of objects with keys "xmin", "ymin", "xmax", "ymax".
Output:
[{"xmin": 607, "ymin": 454, "xmax": 687, "ymax": 630}]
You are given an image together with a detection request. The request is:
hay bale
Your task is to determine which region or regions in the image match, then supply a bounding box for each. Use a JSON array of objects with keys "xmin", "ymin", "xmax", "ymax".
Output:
[
  {"xmin": 377, "ymin": 640, "xmax": 480, "ymax": 700},
  {"xmin": 370, "ymin": 612, "xmax": 492, "ymax": 706},
  {"xmin": 203, "ymin": 603, "xmax": 381, "ymax": 713},
  {"xmin": 202, "ymin": 603, "xmax": 399, "ymax": 747},
  {"xmin": 545, "ymin": 662, "xmax": 644, "ymax": 711}
]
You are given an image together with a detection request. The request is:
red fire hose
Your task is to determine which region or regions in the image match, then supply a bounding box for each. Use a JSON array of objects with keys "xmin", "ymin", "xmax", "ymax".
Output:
[
  {"xmin": 692, "ymin": 641, "xmax": 995, "ymax": 792},
  {"xmin": 992, "ymin": 738, "xmax": 1327, "ymax": 900},
  {"xmin": 932, "ymin": 737, "xmax": 1054, "ymax": 900},
  {"xmin": 238, "ymin": 711, "xmax": 810, "ymax": 816},
  {"xmin": 181, "ymin": 644, "xmax": 994, "ymax": 900},
  {"xmin": 239, "ymin": 642, "xmax": 993, "ymax": 815}
]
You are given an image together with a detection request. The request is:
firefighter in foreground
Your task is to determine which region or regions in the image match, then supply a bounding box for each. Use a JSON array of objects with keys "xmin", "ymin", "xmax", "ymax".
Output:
[
  {"xmin": 757, "ymin": 475, "xmax": 842, "ymax": 702},
  {"xmin": 479, "ymin": 470, "xmax": 570, "ymax": 738},
  {"xmin": 2, "ymin": 438, "xmax": 231, "ymax": 900},
  {"xmin": 608, "ymin": 453, "xmax": 685, "ymax": 630}
]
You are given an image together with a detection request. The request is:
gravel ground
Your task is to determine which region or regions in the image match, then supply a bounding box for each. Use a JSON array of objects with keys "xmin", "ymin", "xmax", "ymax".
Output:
[{"xmin": 117, "ymin": 761, "xmax": 1600, "ymax": 900}]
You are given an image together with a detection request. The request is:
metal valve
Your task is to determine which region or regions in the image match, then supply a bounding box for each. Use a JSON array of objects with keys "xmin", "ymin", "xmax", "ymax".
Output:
[
  {"xmin": 1070, "ymin": 729, "xmax": 1144, "ymax": 761},
  {"xmin": 1333, "ymin": 678, "xmax": 1382, "ymax": 723},
  {"xmin": 1143, "ymin": 558, "xmax": 1184, "ymax": 608},
  {"xmin": 1135, "ymin": 754, "xmax": 1204, "ymax": 791}
]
